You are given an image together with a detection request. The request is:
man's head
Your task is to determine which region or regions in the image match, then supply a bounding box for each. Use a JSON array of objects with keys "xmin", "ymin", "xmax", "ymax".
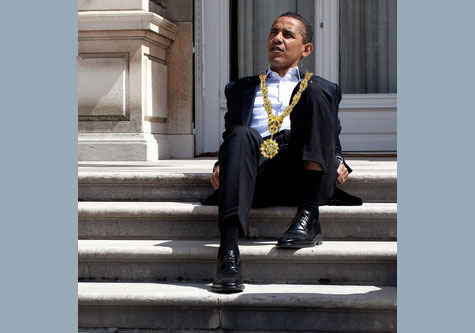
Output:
[{"xmin": 267, "ymin": 12, "xmax": 313, "ymax": 77}]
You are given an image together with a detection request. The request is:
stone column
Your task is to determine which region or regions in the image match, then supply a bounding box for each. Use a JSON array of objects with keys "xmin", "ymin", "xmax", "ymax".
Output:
[{"xmin": 78, "ymin": 0, "xmax": 194, "ymax": 160}]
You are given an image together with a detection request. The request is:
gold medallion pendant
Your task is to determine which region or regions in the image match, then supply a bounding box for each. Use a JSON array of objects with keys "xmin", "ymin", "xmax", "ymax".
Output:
[
  {"xmin": 260, "ymin": 138, "xmax": 279, "ymax": 159},
  {"xmin": 258, "ymin": 71, "xmax": 313, "ymax": 159}
]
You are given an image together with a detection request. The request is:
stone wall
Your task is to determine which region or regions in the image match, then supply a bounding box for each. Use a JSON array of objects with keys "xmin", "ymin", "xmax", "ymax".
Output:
[{"xmin": 78, "ymin": 0, "xmax": 194, "ymax": 160}]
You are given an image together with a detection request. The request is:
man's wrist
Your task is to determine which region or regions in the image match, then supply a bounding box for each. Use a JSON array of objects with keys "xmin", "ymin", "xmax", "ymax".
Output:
[{"xmin": 336, "ymin": 156, "xmax": 344, "ymax": 168}]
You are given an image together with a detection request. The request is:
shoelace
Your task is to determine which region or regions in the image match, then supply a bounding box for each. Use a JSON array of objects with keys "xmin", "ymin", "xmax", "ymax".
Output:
[
  {"xmin": 220, "ymin": 252, "xmax": 239, "ymax": 271},
  {"xmin": 286, "ymin": 211, "xmax": 312, "ymax": 230}
]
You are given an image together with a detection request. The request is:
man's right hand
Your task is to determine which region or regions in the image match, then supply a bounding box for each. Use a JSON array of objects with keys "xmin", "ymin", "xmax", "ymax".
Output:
[
  {"xmin": 336, "ymin": 162, "xmax": 349, "ymax": 185},
  {"xmin": 211, "ymin": 165, "xmax": 220, "ymax": 190}
]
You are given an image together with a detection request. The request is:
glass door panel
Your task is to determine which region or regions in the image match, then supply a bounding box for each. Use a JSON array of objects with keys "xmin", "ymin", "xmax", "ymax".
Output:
[{"xmin": 339, "ymin": 0, "xmax": 397, "ymax": 93}]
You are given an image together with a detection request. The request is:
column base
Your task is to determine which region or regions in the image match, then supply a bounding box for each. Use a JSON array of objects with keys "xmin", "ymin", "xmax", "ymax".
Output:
[{"xmin": 78, "ymin": 133, "xmax": 194, "ymax": 161}]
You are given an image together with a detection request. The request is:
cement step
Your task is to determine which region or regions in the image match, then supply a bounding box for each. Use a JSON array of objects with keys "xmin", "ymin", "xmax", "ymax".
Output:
[
  {"xmin": 78, "ymin": 282, "xmax": 397, "ymax": 332},
  {"xmin": 79, "ymin": 202, "xmax": 397, "ymax": 241},
  {"xmin": 78, "ymin": 240, "xmax": 396, "ymax": 285},
  {"xmin": 78, "ymin": 159, "xmax": 397, "ymax": 203}
]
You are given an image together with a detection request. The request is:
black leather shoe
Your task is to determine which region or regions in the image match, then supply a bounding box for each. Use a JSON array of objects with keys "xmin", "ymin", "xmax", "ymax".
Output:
[
  {"xmin": 277, "ymin": 209, "xmax": 323, "ymax": 248},
  {"xmin": 211, "ymin": 250, "xmax": 244, "ymax": 293}
]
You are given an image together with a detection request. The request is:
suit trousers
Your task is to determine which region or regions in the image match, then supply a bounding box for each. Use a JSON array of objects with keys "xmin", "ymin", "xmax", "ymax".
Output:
[
  {"xmin": 218, "ymin": 86, "xmax": 339, "ymax": 236},
  {"xmin": 218, "ymin": 130, "xmax": 337, "ymax": 237}
]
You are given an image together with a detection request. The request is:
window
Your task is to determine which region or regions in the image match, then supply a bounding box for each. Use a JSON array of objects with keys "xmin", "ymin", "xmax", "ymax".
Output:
[{"xmin": 339, "ymin": 0, "xmax": 397, "ymax": 93}]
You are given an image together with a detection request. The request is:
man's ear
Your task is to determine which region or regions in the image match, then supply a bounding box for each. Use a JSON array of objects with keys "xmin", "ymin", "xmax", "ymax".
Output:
[{"xmin": 302, "ymin": 43, "xmax": 313, "ymax": 58}]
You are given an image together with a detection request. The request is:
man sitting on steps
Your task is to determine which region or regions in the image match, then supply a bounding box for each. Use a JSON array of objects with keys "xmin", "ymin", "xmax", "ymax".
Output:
[{"xmin": 202, "ymin": 12, "xmax": 362, "ymax": 294}]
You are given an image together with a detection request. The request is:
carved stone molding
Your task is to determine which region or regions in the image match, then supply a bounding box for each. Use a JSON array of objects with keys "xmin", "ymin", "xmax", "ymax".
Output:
[
  {"xmin": 78, "ymin": 53, "xmax": 130, "ymax": 121},
  {"xmin": 78, "ymin": 11, "xmax": 177, "ymax": 41}
]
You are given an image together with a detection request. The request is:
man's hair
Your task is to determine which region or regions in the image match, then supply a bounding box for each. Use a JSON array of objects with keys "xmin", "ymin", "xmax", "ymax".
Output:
[{"xmin": 278, "ymin": 12, "xmax": 313, "ymax": 44}]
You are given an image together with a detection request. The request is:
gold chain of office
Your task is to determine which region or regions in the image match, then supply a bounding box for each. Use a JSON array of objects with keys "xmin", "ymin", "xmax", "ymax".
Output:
[{"xmin": 258, "ymin": 71, "xmax": 313, "ymax": 159}]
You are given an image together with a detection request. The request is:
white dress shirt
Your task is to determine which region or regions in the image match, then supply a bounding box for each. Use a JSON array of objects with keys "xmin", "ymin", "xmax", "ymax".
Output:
[{"xmin": 250, "ymin": 67, "xmax": 301, "ymax": 137}]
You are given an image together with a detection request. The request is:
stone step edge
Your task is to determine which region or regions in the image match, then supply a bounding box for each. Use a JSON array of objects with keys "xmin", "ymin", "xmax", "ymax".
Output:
[
  {"xmin": 78, "ymin": 239, "xmax": 397, "ymax": 263},
  {"xmin": 78, "ymin": 282, "xmax": 397, "ymax": 310},
  {"xmin": 78, "ymin": 201, "xmax": 397, "ymax": 219},
  {"xmin": 78, "ymin": 171, "xmax": 397, "ymax": 185}
]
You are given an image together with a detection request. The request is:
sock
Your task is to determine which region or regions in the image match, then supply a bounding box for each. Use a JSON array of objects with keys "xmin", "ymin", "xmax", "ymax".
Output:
[
  {"xmin": 218, "ymin": 216, "xmax": 240, "ymax": 255},
  {"xmin": 297, "ymin": 169, "xmax": 325, "ymax": 219}
]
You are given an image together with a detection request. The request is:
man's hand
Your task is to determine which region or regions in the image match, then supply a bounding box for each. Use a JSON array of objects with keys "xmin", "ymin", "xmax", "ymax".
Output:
[
  {"xmin": 211, "ymin": 165, "xmax": 220, "ymax": 190},
  {"xmin": 336, "ymin": 162, "xmax": 349, "ymax": 185}
]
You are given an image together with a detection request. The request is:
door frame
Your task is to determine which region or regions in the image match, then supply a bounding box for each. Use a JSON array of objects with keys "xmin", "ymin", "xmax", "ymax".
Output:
[
  {"xmin": 194, "ymin": 0, "xmax": 397, "ymax": 154},
  {"xmin": 194, "ymin": 0, "xmax": 229, "ymax": 155}
]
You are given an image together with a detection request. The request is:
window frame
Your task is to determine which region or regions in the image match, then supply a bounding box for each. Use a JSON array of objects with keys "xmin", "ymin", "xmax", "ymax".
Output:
[{"xmin": 315, "ymin": 0, "xmax": 397, "ymax": 109}]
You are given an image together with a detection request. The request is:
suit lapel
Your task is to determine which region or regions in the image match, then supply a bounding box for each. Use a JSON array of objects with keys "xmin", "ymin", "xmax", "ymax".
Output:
[{"xmin": 240, "ymin": 75, "xmax": 260, "ymax": 126}]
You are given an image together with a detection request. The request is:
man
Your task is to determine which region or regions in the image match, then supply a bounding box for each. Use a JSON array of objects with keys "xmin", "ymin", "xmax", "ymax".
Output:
[{"xmin": 206, "ymin": 12, "xmax": 360, "ymax": 293}]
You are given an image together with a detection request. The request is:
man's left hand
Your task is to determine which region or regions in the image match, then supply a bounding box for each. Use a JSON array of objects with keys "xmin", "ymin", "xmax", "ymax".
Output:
[{"xmin": 336, "ymin": 163, "xmax": 349, "ymax": 185}]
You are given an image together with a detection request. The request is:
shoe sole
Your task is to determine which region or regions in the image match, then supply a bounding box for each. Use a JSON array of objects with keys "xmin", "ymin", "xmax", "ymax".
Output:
[
  {"xmin": 276, "ymin": 235, "xmax": 323, "ymax": 249},
  {"xmin": 211, "ymin": 284, "xmax": 245, "ymax": 293}
]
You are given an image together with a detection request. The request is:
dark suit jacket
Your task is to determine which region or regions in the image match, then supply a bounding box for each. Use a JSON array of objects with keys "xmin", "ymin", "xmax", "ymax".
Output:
[
  {"xmin": 223, "ymin": 69, "xmax": 351, "ymax": 171},
  {"xmin": 203, "ymin": 68, "xmax": 362, "ymax": 206}
]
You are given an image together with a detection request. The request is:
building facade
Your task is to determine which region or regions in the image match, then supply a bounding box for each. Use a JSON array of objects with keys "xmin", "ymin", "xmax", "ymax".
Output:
[{"xmin": 78, "ymin": 0, "xmax": 397, "ymax": 161}]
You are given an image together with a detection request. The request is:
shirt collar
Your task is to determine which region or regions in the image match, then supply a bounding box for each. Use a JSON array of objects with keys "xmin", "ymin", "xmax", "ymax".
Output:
[{"xmin": 266, "ymin": 67, "xmax": 301, "ymax": 81}]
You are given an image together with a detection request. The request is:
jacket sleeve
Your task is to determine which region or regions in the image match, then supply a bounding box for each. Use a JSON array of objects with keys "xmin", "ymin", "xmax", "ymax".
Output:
[
  {"xmin": 214, "ymin": 82, "xmax": 233, "ymax": 171},
  {"xmin": 222, "ymin": 82, "xmax": 232, "ymax": 141},
  {"xmin": 333, "ymin": 84, "xmax": 352, "ymax": 173}
]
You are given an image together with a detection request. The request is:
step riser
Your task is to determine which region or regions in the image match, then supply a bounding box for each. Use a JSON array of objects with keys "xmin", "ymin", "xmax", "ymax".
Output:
[
  {"xmin": 342, "ymin": 182, "xmax": 396, "ymax": 203},
  {"xmin": 78, "ymin": 182, "xmax": 396, "ymax": 203},
  {"xmin": 79, "ymin": 217, "xmax": 396, "ymax": 241},
  {"xmin": 78, "ymin": 306, "xmax": 396, "ymax": 332},
  {"xmin": 79, "ymin": 184, "xmax": 210, "ymax": 202},
  {"xmin": 78, "ymin": 261, "xmax": 396, "ymax": 285}
]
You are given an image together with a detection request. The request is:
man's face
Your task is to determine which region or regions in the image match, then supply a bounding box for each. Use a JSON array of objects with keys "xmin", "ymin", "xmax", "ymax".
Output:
[{"xmin": 267, "ymin": 16, "xmax": 312, "ymax": 76}]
